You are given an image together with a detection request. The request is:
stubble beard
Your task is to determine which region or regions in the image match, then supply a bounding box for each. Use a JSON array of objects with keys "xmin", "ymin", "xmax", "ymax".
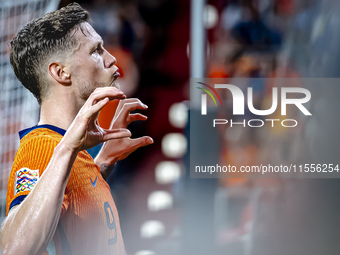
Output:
[
  {"xmin": 111, "ymin": 79, "xmax": 120, "ymax": 90},
  {"xmin": 79, "ymin": 79, "xmax": 121, "ymax": 101}
]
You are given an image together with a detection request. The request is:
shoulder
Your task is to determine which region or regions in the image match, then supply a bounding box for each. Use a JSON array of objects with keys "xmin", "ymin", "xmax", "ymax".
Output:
[
  {"xmin": 6, "ymin": 128, "xmax": 64, "ymax": 215},
  {"xmin": 12, "ymin": 128, "xmax": 63, "ymax": 176},
  {"xmin": 20, "ymin": 128, "xmax": 62, "ymax": 148}
]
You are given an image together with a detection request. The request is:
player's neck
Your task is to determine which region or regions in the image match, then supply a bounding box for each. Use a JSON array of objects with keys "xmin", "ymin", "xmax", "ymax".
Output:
[{"xmin": 38, "ymin": 94, "xmax": 81, "ymax": 131}]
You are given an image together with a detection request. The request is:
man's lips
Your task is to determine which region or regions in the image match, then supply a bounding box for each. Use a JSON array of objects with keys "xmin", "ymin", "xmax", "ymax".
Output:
[
  {"xmin": 110, "ymin": 71, "xmax": 120, "ymax": 87},
  {"xmin": 113, "ymin": 70, "xmax": 120, "ymax": 78}
]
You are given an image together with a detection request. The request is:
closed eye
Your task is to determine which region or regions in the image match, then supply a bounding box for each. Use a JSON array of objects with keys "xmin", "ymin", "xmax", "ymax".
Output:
[{"xmin": 92, "ymin": 43, "xmax": 104, "ymax": 54}]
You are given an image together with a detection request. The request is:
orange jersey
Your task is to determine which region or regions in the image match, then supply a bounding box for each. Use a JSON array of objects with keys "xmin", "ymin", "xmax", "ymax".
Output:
[{"xmin": 6, "ymin": 125, "xmax": 126, "ymax": 255}]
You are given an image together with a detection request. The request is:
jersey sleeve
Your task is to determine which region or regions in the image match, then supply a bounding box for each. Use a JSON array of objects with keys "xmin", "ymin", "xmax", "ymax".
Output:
[{"xmin": 6, "ymin": 134, "xmax": 69, "ymax": 215}]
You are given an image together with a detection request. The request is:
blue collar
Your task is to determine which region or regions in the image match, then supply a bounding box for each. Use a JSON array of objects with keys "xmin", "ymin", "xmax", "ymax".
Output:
[{"xmin": 19, "ymin": 124, "xmax": 66, "ymax": 139}]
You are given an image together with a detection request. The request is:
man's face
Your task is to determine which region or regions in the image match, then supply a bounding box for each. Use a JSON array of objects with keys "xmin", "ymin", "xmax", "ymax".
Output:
[{"xmin": 67, "ymin": 22, "xmax": 120, "ymax": 102}]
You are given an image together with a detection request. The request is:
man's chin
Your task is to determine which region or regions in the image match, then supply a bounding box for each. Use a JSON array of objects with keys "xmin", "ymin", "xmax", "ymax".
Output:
[{"xmin": 111, "ymin": 81, "xmax": 120, "ymax": 90}]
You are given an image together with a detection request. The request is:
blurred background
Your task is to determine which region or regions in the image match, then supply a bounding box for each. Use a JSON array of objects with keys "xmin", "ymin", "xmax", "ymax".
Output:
[{"xmin": 1, "ymin": 0, "xmax": 340, "ymax": 255}]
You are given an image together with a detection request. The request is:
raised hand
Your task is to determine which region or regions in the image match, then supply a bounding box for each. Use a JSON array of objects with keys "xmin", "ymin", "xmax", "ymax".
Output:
[
  {"xmin": 95, "ymin": 98, "xmax": 153, "ymax": 177},
  {"xmin": 62, "ymin": 88, "xmax": 132, "ymax": 152}
]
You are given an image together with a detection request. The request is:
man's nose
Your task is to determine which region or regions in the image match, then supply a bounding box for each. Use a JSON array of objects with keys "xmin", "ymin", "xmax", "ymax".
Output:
[{"xmin": 104, "ymin": 50, "xmax": 116, "ymax": 68}]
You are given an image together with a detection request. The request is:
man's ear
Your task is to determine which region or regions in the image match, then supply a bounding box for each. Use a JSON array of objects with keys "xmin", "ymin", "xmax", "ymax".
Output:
[{"xmin": 48, "ymin": 62, "xmax": 71, "ymax": 84}]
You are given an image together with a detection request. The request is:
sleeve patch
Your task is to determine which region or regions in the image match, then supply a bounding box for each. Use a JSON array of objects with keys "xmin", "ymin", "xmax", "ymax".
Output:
[{"xmin": 15, "ymin": 168, "xmax": 40, "ymax": 195}]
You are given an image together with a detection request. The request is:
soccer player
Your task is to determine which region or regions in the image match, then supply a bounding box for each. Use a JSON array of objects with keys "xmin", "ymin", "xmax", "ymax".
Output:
[{"xmin": 0, "ymin": 3, "xmax": 153, "ymax": 255}]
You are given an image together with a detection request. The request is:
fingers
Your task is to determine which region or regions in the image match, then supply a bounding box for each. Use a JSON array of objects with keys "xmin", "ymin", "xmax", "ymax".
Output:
[
  {"xmin": 113, "ymin": 101, "xmax": 148, "ymax": 127},
  {"xmin": 112, "ymin": 136, "xmax": 153, "ymax": 160},
  {"xmin": 81, "ymin": 87, "xmax": 126, "ymax": 114},
  {"xmin": 90, "ymin": 87, "xmax": 126, "ymax": 104},
  {"xmin": 129, "ymin": 136, "xmax": 154, "ymax": 150},
  {"xmin": 83, "ymin": 97, "xmax": 109, "ymax": 119},
  {"xmin": 115, "ymin": 98, "xmax": 147, "ymax": 116},
  {"xmin": 127, "ymin": 113, "xmax": 148, "ymax": 126},
  {"xmin": 121, "ymin": 101, "xmax": 148, "ymax": 114},
  {"xmin": 116, "ymin": 98, "xmax": 141, "ymax": 110},
  {"xmin": 102, "ymin": 128, "xmax": 132, "ymax": 141}
]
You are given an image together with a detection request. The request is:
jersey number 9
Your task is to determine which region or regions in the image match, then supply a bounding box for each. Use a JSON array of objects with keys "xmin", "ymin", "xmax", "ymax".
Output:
[{"xmin": 104, "ymin": 201, "xmax": 117, "ymax": 245}]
